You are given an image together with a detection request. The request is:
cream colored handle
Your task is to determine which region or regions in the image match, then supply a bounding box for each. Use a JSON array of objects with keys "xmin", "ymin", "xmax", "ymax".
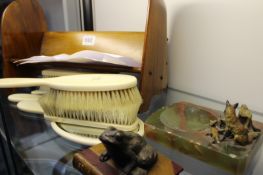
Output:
[
  {"xmin": 51, "ymin": 122, "xmax": 101, "ymax": 146},
  {"xmin": 0, "ymin": 78, "xmax": 47, "ymax": 88},
  {"xmin": 17, "ymin": 100, "xmax": 44, "ymax": 114}
]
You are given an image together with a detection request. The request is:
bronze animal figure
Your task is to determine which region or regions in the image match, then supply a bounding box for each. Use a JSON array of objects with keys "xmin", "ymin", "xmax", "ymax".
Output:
[
  {"xmin": 221, "ymin": 101, "xmax": 260, "ymax": 145},
  {"xmin": 99, "ymin": 127, "xmax": 158, "ymax": 175}
]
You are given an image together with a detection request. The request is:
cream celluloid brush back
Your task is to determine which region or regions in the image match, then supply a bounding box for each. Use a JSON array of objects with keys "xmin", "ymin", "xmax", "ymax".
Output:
[{"xmin": 0, "ymin": 74, "xmax": 142, "ymax": 130}]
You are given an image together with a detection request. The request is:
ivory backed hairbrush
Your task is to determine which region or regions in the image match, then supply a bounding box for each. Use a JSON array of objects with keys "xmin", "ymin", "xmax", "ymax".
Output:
[{"xmin": 0, "ymin": 74, "xmax": 142, "ymax": 130}]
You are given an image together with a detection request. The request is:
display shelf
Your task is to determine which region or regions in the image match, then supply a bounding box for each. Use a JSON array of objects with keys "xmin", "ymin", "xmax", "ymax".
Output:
[{"xmin": 0, "ymin": 89, "xmax": 179, "ymax": 175}]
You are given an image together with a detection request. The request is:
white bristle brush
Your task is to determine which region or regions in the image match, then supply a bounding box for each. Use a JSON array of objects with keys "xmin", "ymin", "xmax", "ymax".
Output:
[{"xmin": 0, "ymin": 74, "xmax": 142, "ymax": 129}]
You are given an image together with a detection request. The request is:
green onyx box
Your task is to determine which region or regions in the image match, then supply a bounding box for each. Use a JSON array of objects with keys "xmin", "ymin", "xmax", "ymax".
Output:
[{"xmin": 145, "ymin": 102, "xmax": 263, "ymax": 175}]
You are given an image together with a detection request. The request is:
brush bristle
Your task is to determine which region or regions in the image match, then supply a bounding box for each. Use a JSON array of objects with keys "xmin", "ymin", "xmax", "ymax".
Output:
[{"xmin": 39, "ymin": 87, "xmax": 142, "ymax": 125}]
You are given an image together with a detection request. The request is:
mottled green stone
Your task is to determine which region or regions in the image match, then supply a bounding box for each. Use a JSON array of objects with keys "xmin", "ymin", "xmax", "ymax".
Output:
[{"xmin": 145, "ymin": 102, "xmax": 263, "ymax": 175}]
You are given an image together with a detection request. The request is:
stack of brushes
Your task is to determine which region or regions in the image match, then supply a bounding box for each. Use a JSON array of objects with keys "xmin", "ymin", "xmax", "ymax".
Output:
[{"xmin": 2, "ymin": 69, "xmax": 144, "ymax": 145}]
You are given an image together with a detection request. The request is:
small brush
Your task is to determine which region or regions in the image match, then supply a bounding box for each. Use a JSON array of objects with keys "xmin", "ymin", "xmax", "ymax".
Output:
[
  {"xmin": 16, "ymin": 99, "xmax": 144, "ymax": 145},
  {"xmin": 51, "ymin": 119, "xmax": 144, "ymax": 145}
]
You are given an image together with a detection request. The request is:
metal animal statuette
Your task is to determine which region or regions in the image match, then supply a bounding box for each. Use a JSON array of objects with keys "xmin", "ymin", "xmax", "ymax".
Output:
[
  {"xmin": 223, "ymin": 101, "xmax": 261, "ymax": 145},
  {"xmin": 99, "ymin": 127, "xmax": 158, "ymax": 175},
  {"xmin": 208, "ymin": 100, "xmax": 261, "ymax": 146}
]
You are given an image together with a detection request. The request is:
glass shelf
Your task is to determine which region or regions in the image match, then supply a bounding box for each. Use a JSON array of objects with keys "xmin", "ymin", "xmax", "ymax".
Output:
[
  {"xmin": 0, "ymin": 90, "xmax": 86, "ymax": 175},
  {"xmin": 0, "ymin": 89, "xmax": 168, "ymax": 175}
]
